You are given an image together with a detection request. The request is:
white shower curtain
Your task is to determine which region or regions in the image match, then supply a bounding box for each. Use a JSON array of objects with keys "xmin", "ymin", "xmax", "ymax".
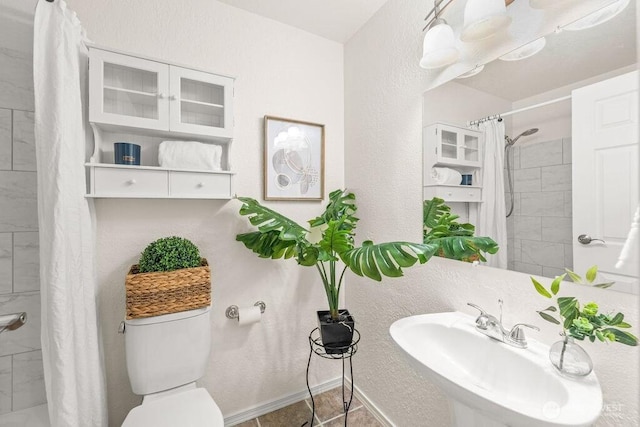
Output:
[
  {"xmin": 33, "ymin": 1, "xmax": 107, "ymax": 426},
  {"xmin": 477, "ymin": 120, "xmax": 508, "ymax": 269}
]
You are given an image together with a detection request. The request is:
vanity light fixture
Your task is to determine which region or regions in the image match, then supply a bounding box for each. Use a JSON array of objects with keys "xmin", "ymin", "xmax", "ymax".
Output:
[
  {"xmin": 562, "ymin": 0, "xmax": 629, "ymax": 31},
  {"xmin": 420, "ymin": 0, "xmax": 460, "ymax": 69},
  {"xmin": 499, "ymin": 37, "xmax": 546, "ymax": 61},
  {"xmin": 461, "ymin": 0, "xmax": 512, "ymax": 42}
]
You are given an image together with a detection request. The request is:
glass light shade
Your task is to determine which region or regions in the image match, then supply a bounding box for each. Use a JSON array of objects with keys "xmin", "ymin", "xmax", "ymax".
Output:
[
  {"xmin": 456, "ymin": 64, "xmax": 485, "ymax": 79},
  {"xmin": 420, "ymin": 23, "xmax": 460, "ymax": 69},
  {"xmin": 563, "ymin": 0, "xmax": 629, "ymax": 31},
  {"xmin": 499, "ymin": 37, "xmax": 546, "ymax": 61},
  {"xmin": 461, "ymin": 0, "xmax": 512, "ymax": 42}
]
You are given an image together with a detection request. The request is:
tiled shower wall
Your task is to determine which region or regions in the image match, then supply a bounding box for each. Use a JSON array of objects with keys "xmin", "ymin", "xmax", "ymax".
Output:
[
  {"xmin": 506, "ymin": 137, "xmax": 573, "ymax": 278},
  {"xmin": 0, "ymin": 36, "xmax": 47, "ymax": 413}
]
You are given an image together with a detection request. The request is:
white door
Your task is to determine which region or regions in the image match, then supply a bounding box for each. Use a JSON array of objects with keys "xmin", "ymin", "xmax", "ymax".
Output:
[
  {"xmin": 89, "ymin": 48, "xmax": 170, "ymax": 131},
  {"xmin": 572, "ymin": 71, "xmax": 638, "ymax": 293},
  {"xmin": 168, "ymin": 66, "xmax": 234, "ymax": 138}
]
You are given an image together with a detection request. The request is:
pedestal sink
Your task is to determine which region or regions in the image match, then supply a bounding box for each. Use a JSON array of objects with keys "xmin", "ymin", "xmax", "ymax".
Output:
[{"xmin": 390, "ymin": 312, "xmax": 602, "ymax": 427}]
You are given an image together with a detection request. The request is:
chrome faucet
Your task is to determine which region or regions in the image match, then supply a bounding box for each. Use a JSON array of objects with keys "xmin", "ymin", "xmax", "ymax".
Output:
[{"xmin": 467, "ymin": 302, "xmax": 539, "ymax": 349}]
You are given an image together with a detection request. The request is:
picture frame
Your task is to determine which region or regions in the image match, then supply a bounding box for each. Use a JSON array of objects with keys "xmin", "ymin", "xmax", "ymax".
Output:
[{"xmin": 263, "ymin": 115, "xmax": 325, "ymax": 201}]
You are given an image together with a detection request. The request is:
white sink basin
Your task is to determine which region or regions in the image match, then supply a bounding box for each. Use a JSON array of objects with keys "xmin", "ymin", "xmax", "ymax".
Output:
[{"xmin": 390, "ymin": 312, "xmax": 602, "ymax": 427}]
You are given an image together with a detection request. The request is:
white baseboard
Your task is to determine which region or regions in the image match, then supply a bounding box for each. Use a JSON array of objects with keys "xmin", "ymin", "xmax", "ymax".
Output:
[
  {"xmin": 224, "ymin": 377, "xmax": 342, "ymax": 426},
  {"xmin": 351, "ymin": 383, "xmax": 395, "ymax": 427}
]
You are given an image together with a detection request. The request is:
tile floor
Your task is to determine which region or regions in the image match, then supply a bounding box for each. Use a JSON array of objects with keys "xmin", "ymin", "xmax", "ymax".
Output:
[{"xmin": 234, "ymin": 387, "xmax": 382, "ymax": 427}]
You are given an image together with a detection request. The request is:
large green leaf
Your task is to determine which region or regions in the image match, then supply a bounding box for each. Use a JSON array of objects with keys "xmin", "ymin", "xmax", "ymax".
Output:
[
  {"xmin": 318, "ymin": 219, "xmax": 354, "ymax": 261},
  {"xmin": 309, "ymin": 189, "xmax": 358, "ymax": 230},
  {"xmin": 342, "ymin": 241, "xmax": 438, "ymax": 281},
  {"xmin": 603, "ymin": 328, "xmax": 639, "ymax": 346},
  {"xmin": 236, "ymin": 230, "xmax": 297, "ymax": 259},
  {"xmin": 237, "ymin": 197, "xmax": 308, "ymax": 240},
  {"xmin": 537, "ymin": 311, "xmax": 560, "ymax": 324},
  {"xmin": 423, "ymin": 198, "xmax": 498, "ymax": 262},
  {"xmin": 423, "ymin": 197, "xmax": 451, "ymax": 230},
  {"xmin": 558, "ymin": 296, "xmax": 578, "ymax": 328},
  {"xmin": 531, "ymin": 277, "xmax": 552, "ymax": 298}
]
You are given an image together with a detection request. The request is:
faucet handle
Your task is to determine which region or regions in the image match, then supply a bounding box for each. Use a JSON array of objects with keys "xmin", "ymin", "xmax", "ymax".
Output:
[
  {"xmin": 467, "ymin": 302, "xmax": 487, "ymax": 315},
  {"xmin": 508, "ymin": 323, "xmax": 540, "ymax": 347},
  {"xmin": 467, "ymin": 303, "xmax": 490, "ymax": 330}
]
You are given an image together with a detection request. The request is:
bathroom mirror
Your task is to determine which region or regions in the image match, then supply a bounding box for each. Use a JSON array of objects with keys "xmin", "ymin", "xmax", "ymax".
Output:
[{"xmin": 422, "ymin": 1, "xmax": 638, "ymax": 293}]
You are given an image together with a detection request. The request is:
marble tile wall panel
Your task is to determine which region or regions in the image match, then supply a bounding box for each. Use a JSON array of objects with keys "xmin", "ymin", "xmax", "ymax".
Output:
[
  {"xmin": 0, "ymin": 355, "xmax": 11, "ymax": 415},
  {"xmin": 507, "ymin": 238, "xmax": 514, "ymax": 263},
  {"xmin": 515, "ymin": 216, "xmax": 541, "ymax": 241},
  {"xmin": 520, "ymin": 191, "xmax": 565, "ymax": 217},
  {"xmin": 513, "ymin": 261, "xmax": 542, "ymax": 275},
  {"xmin": 0, "ymin": 47, "xmax": 34, "ymax": 112},
  {"xmin": 564, "ymin": 244, "xmax": 574, "ymax": 270},
  {"xmin": 564, "ymin": 191, "xmax": 573, "ymax": 218},
  {"xmin": 562, "ymin": 137, "xmax": 572, "ymax": 164},
  {"xmin": 514, "ymin": 168, "xmax": 541, "ymax": 192},
  {"xmin": 543, "ymin": 266, "xmax": 566, "ymax": 278},
  {"xmin": 13, "ymin": 233, "xmax": 39, "ymax": 293},
  {"xmin": 0, "ymin": 292, "xmax": 41, "ymax": 357},
  {"xmin": 520, "ymin": 139, "xmax": 563, "ymax": 168},
  {"xmin": 12, "ymin": 350, "xmax": 46, "ymax": 411},
  {"xmin": 12, "ymin": 111, "xmax": 35, "ymax": 172},
  {"xmin": 541, "ymin": 217, "xmax": 573, "ymax": 244},
  {"xmin": 0, "ymin": 234, "xmax": 11, "ymax": 294},
  {"xmin": 512, "ymin": 238, "xmax": 521, "ymax": 262},
  {"xmin": 0, "ymin": 109, "xmax": 10, "ymax": 171},
  {"xmin": 0, "ymin": 171, "xmax": 37, "ymax": 232},
  {"xmin": 541, "ymin": 164, "xmax": 572, "ymax": 192},
  {"xmin": 521, "ymin": 240, "xmax": 566, "ymax": 269}
]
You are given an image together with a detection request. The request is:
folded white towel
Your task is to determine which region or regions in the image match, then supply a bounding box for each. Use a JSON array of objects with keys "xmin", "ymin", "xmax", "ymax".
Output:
[
  {"xmin": 431, "ymin": 167, "xmax": 463, "ymax": 185},
  {"xmin": 158, "ymin": 141, "xmax": 222, "ymax": 171},
  {"xmin": 616, "ymin": 205, "xmax": 639, "ymax": 269}
]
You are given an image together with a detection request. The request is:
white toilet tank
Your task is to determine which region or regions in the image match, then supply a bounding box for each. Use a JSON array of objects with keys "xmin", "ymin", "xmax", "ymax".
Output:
[{"xmin": 124, "ymin": 307, "xmax": 211, "ymax": 395}]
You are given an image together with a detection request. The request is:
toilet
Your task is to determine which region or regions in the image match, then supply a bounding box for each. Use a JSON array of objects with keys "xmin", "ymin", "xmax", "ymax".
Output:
[{"xmin": 121, "ymin": 307, "xmax": 224, "ymax": 426}]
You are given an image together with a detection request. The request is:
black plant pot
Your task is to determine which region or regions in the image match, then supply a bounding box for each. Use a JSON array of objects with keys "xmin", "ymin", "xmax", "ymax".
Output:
[{"xmin": 317, "ymin": 310, "xmax": 355, "ymax": 354}]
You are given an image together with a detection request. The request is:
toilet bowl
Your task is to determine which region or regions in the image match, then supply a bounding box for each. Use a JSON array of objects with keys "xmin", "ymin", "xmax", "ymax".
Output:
[{"xmin": 120, "ymin": 307, "xmax": 223, "ymax": 426}]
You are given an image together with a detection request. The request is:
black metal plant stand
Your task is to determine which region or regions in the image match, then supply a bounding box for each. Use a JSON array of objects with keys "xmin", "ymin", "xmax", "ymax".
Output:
[{"xmin": 305, "ymin": 327, "xmax": 360, "ymax": 427}]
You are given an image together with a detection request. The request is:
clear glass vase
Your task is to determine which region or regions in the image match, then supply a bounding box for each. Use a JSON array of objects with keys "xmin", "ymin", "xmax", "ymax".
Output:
[{"xmin": 549, "ymin": 335, "xmax": 593, "ymax": 378}]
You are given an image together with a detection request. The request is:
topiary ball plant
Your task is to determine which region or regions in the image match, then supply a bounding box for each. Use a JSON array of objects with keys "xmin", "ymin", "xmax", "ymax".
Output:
[{"xmin": 138, "ymin": 236, "xmax": 201, "ymax": 273}]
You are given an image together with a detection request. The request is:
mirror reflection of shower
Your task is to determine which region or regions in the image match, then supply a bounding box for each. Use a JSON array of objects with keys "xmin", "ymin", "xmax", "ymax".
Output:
[{"xmin": 504, "ymin": 128, "xmax": 539, "ymax": 217}]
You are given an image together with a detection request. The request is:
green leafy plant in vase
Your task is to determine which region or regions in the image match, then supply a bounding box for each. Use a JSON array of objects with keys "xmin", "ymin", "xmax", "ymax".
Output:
[
  {"xmin": 236, "ymin": 189, "xmax": 438, "ymax": 352},
  {"xmin": 423, "ymin": 197, "xmax": 499, "ymax": 262},
  {"xmin": 531, "ymin": 266, "xmax": 638, "ymax": 378}
]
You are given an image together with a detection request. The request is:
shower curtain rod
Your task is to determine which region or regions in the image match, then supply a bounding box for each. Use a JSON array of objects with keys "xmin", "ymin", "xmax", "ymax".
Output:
[{"xmin": 467, "ymin": 94, "xmax": 572, "ymax": 127}]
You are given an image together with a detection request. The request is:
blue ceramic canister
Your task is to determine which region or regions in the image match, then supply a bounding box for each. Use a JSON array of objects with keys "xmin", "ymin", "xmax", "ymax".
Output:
[{"xmin": 114, "ymin": 142, "xmax": 141, "ymax": 165}]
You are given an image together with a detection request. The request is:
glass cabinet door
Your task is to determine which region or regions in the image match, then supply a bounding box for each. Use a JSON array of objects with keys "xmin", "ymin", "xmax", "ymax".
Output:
[
  {"xmin": 89, "ymin": 49, "xmax": 170, "ymax": 130},
  {"xmin": 169, "ymin": 66, "xmax": 234, "ymax": 138}
]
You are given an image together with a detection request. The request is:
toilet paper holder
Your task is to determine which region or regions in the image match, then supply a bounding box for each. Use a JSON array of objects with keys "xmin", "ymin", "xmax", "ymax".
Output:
[{"xmin": 226, "ymin": 301, "xmax": 266, "ymax": 320}]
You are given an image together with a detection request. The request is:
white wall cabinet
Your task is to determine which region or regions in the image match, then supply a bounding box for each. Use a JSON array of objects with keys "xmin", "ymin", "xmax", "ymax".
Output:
[
  {"xmin": 89, "ymin": 48, "xmax": 233, "ymax": 139},
  {"xmin": 87, "ymin": 46, "xmax": 235, "ymax": 199},
  {"xmin": 423, "ymin": 123, "xmax": 483, "ymax": 204}
]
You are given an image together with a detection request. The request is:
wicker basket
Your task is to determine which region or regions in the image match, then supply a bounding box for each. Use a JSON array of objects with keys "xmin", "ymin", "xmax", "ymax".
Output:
[{"xmin": 125, "ymin": 258, "xmax": 211, "ymax": 319}]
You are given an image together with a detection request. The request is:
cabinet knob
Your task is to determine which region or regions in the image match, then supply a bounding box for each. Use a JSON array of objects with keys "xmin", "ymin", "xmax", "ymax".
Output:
[
  {"xmin": 158, "ymin": 93, "xmax": 167, "ymax": 99},
  {"xmin": 127, "ymin": 179, "xmax": 136, "ymax": 185},
  {"xmin": 197, "ymin": 182, "xmax": 205, "ymax": 188},
  {"xmin": 447, "ymin": 192, "xmax": 453, "ymax": 196},
  {"xmin": 169, "ymin": 95, "xmax": 177, "ymax": 101},
  {"xmin": 469, "ymin": 192, "xmax": 474, "ymax": 196}
]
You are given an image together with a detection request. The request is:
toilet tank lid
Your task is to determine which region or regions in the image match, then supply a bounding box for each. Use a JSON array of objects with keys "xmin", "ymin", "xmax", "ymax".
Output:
[
  {"xmin": 123, "ymin": 387, "xmax": 223, "ymax": 427},
  {"xmin": 124, "ymin": 306, "xmax": 210, "ymax": 326}
]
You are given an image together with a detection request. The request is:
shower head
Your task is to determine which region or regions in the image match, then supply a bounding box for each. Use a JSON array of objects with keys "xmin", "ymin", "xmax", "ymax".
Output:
[{"xmin": 505, "ymin": 128, "xmax": 539, "ymax": 147}]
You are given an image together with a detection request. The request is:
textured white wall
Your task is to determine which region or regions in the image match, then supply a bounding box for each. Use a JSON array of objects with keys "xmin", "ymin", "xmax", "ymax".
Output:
[
  {"xmin": 344, "ymin": 0, "xmax": 639, "ymax": 425},
  {"xmin": 65, "ymin": 0, "xmax": 344, "ymax": 425}
]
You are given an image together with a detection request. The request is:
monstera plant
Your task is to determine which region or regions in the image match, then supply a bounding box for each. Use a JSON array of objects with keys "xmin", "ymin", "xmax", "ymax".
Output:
[
  {"xmin": 423, "ymin": 197, "xmax": 499, "ymax": 262},
  {"xmin": 236, "ymin": 189, "xmax": 438, "ymax": 351}
]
